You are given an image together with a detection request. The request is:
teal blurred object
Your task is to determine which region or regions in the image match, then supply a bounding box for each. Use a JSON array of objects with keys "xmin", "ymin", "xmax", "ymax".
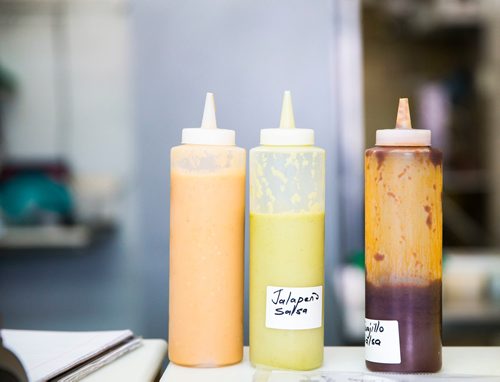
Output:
[{"xmin": 0, "ymin": 173, "xmax": 73, "ymax": 225}]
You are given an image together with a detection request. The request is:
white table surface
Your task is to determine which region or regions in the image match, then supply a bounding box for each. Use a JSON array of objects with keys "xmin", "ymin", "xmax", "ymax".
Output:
[
  {"xmin": 82, "ymin": 339, "xmax": 167, "ymax": 382},
  {"xmin": 161, "ymin": 347, "xmax": 500, "ymax": 381}
]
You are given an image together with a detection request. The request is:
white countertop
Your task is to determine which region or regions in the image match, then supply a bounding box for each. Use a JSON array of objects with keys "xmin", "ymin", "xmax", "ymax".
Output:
[
  {"xmin": 161, "ymin": 347, "xmax": 500, "ymax": 381},
  {"xmin": 83, "ymin": 339, "xmax": 167, "ymax": 382}
]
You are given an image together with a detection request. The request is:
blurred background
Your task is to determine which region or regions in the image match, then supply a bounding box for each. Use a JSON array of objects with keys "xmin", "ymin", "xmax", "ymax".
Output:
[{"xmin": 0, "ymin": 0, "xmax": 498, "ymax": 348}]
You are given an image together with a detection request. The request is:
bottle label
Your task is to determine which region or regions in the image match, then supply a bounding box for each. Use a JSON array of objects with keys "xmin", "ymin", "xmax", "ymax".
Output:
[
  {"xmin": 365, "ymin": 318, "xmax": 401, "ymax": 364},
  {"xmin": 265, "ymin": 286, "xmax": 323, "ymax": 330}
]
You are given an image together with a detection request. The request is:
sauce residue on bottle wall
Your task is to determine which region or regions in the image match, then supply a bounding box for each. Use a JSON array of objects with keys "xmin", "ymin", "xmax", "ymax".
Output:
[
  {"xmin": 250, "ymin": 149, "xmax": 325, "ymax": 214},
  {"xmin": 365, "ymin": 147, "xmax": 442, "ymax": 286}
]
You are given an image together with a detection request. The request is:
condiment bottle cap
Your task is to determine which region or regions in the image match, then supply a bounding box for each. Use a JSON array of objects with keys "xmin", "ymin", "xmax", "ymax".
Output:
[
  {"xmin": 260, "ymin": 91, "xmax": 314, "ymax": 146},
  {"xmin": 182, "ymin": 92, "xmax": 235, "ymax": 145},
  {"xmin": 376, "ymin": 98, "xmax": 431, "ymax": 146}
]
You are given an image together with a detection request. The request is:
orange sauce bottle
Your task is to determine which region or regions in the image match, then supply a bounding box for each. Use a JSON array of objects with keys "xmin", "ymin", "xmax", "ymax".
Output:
[{"xmin": 169, "ymin": 93, "xmax": 245, "ymax": 367}]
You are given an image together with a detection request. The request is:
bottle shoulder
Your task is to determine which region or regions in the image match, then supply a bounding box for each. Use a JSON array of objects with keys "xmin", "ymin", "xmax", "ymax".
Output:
[
  {"xmin": 172, "ymin": 144, "xmax": 245, "ymax": 154},
  {"xmin": 250, "ymin": 145, "xmax": 325, "ymax": 154},
  {"xmin": 365, "ymin": 146, "xmax": 442, "ymax": 167},
  {"xmin": 365, "ymin": 146, "xmax": 440, "ymax": 154},
  {"xmin": 365, "ymin": 146, "xmax": 442, "ymax": 158}
]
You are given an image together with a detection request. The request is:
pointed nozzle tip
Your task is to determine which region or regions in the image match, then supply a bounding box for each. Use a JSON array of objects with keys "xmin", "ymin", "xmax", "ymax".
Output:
[
  {"xmin": 396, "ymin": 97, "xmax": 412, "ymax": 129},
  {"xmin": 201, "ymin": 92, "xmax": 217, "ymax": 129},
  {"xmin": 279, "ymin": 90, "xmax": 296, "ymax": 129}
]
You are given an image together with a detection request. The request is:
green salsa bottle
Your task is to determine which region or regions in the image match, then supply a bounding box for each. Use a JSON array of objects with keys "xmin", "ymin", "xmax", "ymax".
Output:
[{"xmin": 249, "ymin": 91, "xmax": 325, "ymax": 370}]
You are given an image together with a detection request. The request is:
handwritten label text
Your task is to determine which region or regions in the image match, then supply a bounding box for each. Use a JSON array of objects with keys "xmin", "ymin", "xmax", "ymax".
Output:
[
  {"xmin": 365, "ymin": 318, "xmax": 401, "ymax": 364},
  {"xmin": 266, "ymin": 286, "xmax": 322, "ymax": 330}
]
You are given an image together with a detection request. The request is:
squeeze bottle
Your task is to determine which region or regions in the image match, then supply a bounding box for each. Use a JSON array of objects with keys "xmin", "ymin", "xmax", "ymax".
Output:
[
  {"xmin": 365, "ymin": 98, "xmax": 443, "ymax": 372},
  {"xmin": 249, "ymin": 91, "xmax": 325, "ymax": 370},
  {"xmin": 169, "ymin": 93, "xmax": 245, "ymax": 367}
]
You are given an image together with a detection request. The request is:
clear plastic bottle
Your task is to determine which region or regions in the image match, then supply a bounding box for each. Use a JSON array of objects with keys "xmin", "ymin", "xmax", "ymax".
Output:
[
  {"xmin": 249, "ymin": 91, "xmax": 325, "ymax": 370},
  {"xmin": 169, "ymin": 93, "xmax": 245, "ymax": 367},
  {"xmin": 365, "ymin": 98, "xmax": 442, "ymax": 372}
]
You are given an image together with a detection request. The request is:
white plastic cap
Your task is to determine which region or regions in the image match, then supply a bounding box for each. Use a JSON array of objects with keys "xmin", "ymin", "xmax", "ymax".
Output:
[
  {"xmin": 181, "ymin": 92, "xmax": 236, "ymax": 145},
  {"xmin": 376, "ymin": 98, "xmax": 431, "ymax": 146},
  {"xmin": 260, "ymin": 91, "xmax": 314, "ymax": 146}
]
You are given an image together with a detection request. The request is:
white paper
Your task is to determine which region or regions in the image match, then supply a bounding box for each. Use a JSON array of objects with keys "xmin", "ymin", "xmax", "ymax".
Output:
[
  {"xmin": 265, "ymin": 286, "xmax": 322, "ymax": 330},
  {"xmin": 265, "ymin": 371, "xmax": 500, "ymax": 382},
  {"xmin": 58, "ymin": 337, "xmax": 142, "ymax": 382},
  {"xmin": 1, "ymin": 329, "xmax": 134, "ymax": 382},
  {"xmin": 365, "ymin": 318, "xmax": 401, "ymax": 364}
]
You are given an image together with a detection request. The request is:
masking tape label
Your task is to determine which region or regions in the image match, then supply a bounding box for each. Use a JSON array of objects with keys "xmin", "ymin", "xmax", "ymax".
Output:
[
  {"xmin": 365, "ymin": 318, "xmax": 401, "ymax": 364},
  {"xmin": 265, "ymin": 286, "xmax": 322, "ymax": 330}
]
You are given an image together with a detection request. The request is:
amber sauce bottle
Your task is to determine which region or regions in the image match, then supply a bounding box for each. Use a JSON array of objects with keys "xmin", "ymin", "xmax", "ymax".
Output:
[{"xmin": 365, "ymin": 98, "xmax": 442, "ymax": 372}]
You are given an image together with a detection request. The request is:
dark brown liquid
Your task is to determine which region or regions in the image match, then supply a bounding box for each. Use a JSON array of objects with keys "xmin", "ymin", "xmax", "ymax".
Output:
[{"xmin": 365, "ymin": 280, "xmax": 442, "ymax": 373}]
